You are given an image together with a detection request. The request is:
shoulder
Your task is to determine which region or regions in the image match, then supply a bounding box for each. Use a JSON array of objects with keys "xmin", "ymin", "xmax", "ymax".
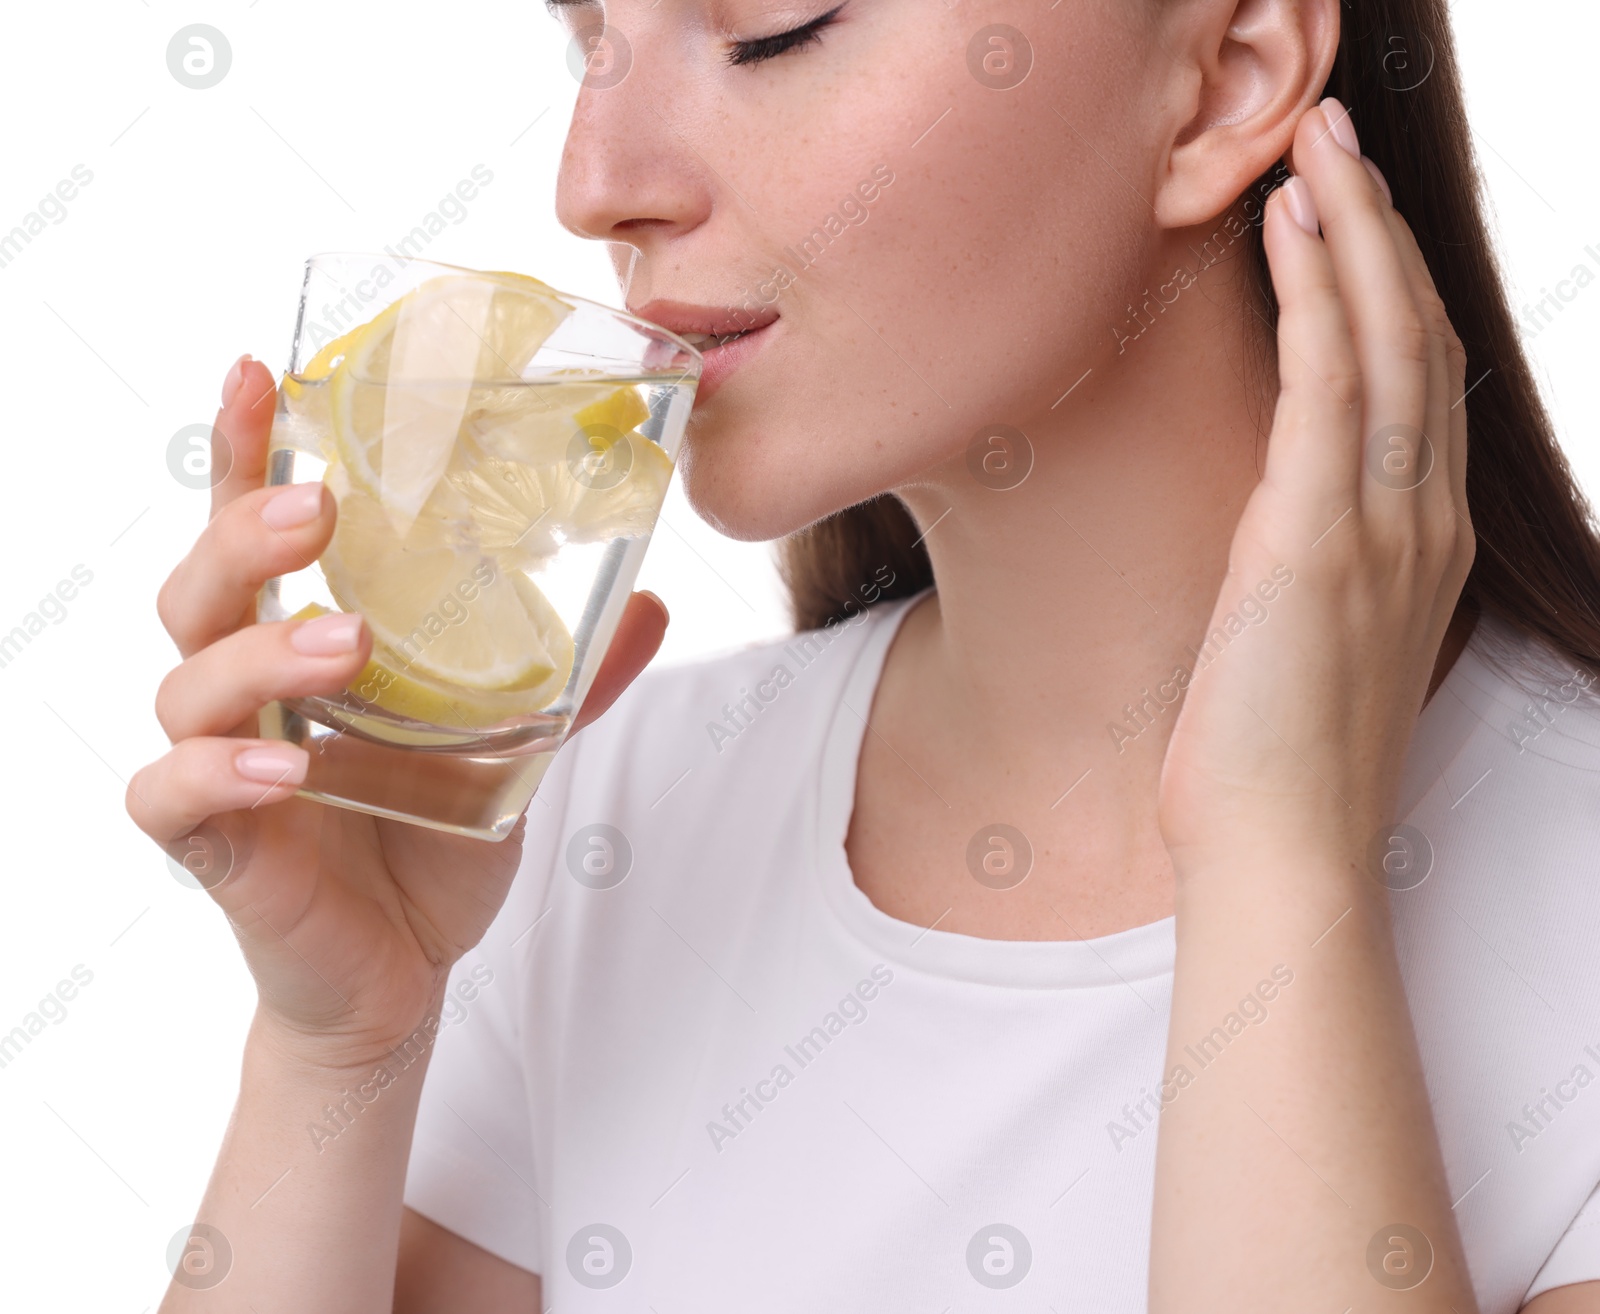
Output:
[
  {"xmin": 1456, "ymin": 610, "xmax": 1600, "ymax": 782},
  {"xmin": 568, "ymin": 594, "xmax": 898, "ymax": 783},
  {"xmin": 1395, "ymin": 611, "xmax": 1600, "ymax": 919},
  {"xmin": 1393, "ymin": 613, "xmax": 1600, "ymax": 988},
  {"xmin": 1379, "ymin": 615, "xmax": 1600, "ymax": 1306}
]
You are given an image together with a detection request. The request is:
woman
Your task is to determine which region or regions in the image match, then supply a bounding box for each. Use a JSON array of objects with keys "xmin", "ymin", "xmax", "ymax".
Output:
[{"xmin": 132, "ymin": 0, "xmax": 1600, "ymax": 1309}]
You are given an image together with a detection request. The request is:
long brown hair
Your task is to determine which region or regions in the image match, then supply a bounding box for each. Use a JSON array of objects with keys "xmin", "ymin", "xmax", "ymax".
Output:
[{"xmin": 777, "ymin": 0, "xmax": 1600, "ymax": 686}]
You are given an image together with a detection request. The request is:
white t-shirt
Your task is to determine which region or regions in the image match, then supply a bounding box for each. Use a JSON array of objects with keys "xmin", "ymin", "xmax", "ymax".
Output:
[{"xmin": 403, "ymin": 588, "xmax": 1600, "ymax": 1312}]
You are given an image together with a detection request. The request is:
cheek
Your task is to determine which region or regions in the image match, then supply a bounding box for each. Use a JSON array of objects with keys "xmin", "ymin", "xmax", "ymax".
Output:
[
  {"xmin": 842, "ymin": 31, "xmax": 1152, "ymax": 417},
  {"xmin": 681, "ymin": 12, "xmax": 1154, "ymax": 538},
  {"xmin": 842, "ymin": 122, "xmax": 1142, "ymax": 412}
]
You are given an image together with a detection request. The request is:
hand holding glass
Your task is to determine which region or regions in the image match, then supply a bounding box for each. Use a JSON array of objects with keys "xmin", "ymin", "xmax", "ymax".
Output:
[{"xmin": 256, "ymin": 254, "xmax": 700, "ymax": 839}]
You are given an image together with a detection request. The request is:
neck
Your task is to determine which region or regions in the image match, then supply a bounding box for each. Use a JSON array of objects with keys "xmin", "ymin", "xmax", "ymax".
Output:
[
  {"xmin": 855, "ymin": 233, "xmax": 1475, "ymax": 937},
  {"xmin": 895, "ymin": 241, "xmax": 1274, "ymax": 766},
  {"xmin": 886, "ymin": 235, "xmax": 1473, "ymax": 822}
]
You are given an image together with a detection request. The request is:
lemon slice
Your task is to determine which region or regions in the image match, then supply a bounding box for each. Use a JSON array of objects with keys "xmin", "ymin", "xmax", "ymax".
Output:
[
  {"xmin": 566, "ymin": 429, "xmax": 675, "ymax": 540},
  {"xmin": 465, "ymin": 380, "xmax": 652, "ymax": 469},
  {"xmin": 316, "ymin": 475, "xmax": 575, "ymax": 727},
  {"xmin": 327, "ymin": 273, "xmax": 574, "ymax": 534},
  {"xmin": 446, "ymin": 432, "xmax": 673, "ymax": 571},
  {"xmin": 446, "ymin": 460, "xmax": 568, "ymax": 565},
  {"xmin": 286, "ymin": 603, "xmax": 491, "ymax": 731},
  {"xmin": 576, "ymin": 386, "xmax": 651, "ymax": 440}
]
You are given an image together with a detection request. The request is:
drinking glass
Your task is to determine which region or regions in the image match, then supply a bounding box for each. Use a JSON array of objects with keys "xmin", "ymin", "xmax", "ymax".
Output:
[{"xmin": 255, "ymin": 253, "xmax": 700, "ymax": 839}]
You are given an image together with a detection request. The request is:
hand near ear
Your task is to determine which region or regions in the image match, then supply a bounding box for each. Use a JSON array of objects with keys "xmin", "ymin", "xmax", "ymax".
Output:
[
  {"xmin": 1148, "ymin": 97, "xmax": 1479, "ymax": 1313},
  {"xmin": 1159, "ymin": 93, "xmax": 1472, "ymax": 859}
]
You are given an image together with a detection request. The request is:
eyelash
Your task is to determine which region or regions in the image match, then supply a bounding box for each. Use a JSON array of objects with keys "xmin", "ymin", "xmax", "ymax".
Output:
[{"xmin": 727, "ymin": 4, "xmax": 845, "ymax": 67}]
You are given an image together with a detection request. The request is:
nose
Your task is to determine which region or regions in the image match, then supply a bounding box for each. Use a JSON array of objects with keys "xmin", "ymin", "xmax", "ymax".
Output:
[{"xmin": 555, "ymin": 21, "xmax": 712, "ymax": 253}]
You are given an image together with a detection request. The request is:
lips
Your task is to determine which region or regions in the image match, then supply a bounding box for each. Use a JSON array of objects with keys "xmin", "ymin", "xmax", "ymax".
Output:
[
  {"xmin": 632, "ymin": 300, "xmax": 778, "ymax": 342},
  {"xmin": 631, "ymin": 299, "xmax": 780, "ymax": 402}
]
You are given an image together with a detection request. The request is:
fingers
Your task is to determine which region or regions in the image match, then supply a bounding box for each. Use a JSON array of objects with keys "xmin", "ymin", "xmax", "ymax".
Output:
[
  {"xmin": 572, "ymin": 590, "xmax": 669, "ymax": 734},
  {"xmin": 1288, "ymin": 100, "xmax": 1432, "ymax": 521},
  {"xmin": 1375, "ymin": 206, "xmax": 1472, "ymax": 519},
  {"xmin": 1259, "ymin": 179, "xmax": 1364, "ymax": 514},
  {"xmin": 126, "ymin": 738, "xmax": 307, "ymax": 848},
  {"xmin": 156, "ymin": 611, "xmax": 371, "ymax": 743},
  {"xmin": 1272, "ymin": 95, "xmax": 1469, "ymax": 579},
  {"xmin": 158, "ymin": 583, "xmax": 660, "ymax": 757},
  {"xmin": 159, "ymin": 481, "xmax": 336, "ymax": 658},
  {"xmin": 211, "ymin": 356, "xmax": 279, "ymax": 519}
]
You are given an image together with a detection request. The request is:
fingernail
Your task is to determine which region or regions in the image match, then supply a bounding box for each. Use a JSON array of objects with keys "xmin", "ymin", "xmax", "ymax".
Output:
[
  {"xmin": 235, "ymin": 746, "xmax": 308, "ymax": 786},
  {"xmin": 1363, "ymin": 156, "xmax": 1393, "ymax": 206},
  {"xmin": 222, "ymin": 354, "xmax": 253, "ymax": 408},
  {"xmin": 260, "ymin": 482, "xmax": 325, "ymax": 529},
  {"xmin": 1281, "ymin": 177, "xmax": 1320, "ymax": 235},
  {"xmin": 1320, "ymin": 97, "xmax": 1360, "ymax": 158},
  {"xmin": 638, "ymin": 589, "xmax": 669, "ymax": 624},
  {"xmin": 290, "ymin": 611, "xmax": 364, "ymax": 655}
]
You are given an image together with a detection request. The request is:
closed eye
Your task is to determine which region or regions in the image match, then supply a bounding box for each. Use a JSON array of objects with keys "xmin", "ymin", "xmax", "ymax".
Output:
[{"xmin": 727, "ymin": 4, "xmax": 846, "ymax": 67}]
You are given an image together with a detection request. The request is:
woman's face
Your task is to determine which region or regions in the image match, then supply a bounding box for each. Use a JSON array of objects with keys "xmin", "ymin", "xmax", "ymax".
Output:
[{"xmin": 553, "ymin": 0, "xmax": 1169, "ymax": 540}]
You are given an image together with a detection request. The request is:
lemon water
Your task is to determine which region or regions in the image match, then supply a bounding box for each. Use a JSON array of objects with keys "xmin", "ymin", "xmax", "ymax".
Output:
[{"xmin": 256, "ymin": 273, "xmax": 692, "ymax": 839}]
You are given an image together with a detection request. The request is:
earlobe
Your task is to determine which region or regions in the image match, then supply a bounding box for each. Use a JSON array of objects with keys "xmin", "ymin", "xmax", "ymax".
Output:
[{"xmin": 1154, "ymin": 0, "xmax": 1340, "ymax": 230}]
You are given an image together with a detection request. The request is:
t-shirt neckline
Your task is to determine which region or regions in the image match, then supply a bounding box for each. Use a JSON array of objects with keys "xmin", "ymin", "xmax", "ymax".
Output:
[{"xmin": 809, "ymin": 587, "xmax": 1493, "ymax": 991}]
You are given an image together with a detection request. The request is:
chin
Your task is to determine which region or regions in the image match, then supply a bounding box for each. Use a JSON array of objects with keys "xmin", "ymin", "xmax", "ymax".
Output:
[{"xmin": 674, "ymin": 425, "xmax": 871, "ymax": 544}]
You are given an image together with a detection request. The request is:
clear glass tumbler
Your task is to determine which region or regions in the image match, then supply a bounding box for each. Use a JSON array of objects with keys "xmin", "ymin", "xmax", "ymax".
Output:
[{"xmin": 256, "ymin": 253, "xmax": 700, "ymax": 839}]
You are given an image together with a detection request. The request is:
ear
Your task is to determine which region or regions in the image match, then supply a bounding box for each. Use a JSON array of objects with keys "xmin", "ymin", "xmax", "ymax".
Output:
[{"xmin": 1153, "ymin": 0, "xmax": 1341, "ymax": 229}]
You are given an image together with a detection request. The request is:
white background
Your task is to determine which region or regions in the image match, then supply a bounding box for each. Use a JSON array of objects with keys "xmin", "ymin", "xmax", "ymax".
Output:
[{"xmin": 0, "ymin": 2, "xmax": 1594, "ymax": 1307}]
